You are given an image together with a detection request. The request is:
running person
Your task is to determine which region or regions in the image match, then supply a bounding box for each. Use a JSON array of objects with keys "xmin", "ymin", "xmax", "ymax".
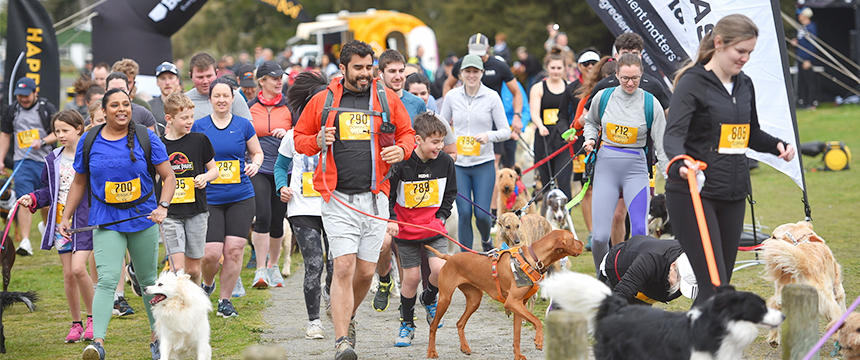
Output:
[
  {"xmin": 247, "ymin": 60, "xmax": 291, "ymax": 289},
  {"xmin": 193, "ymin": 79, "xmax": 264, "ymax": 317},
  {"xmin": 582, "ymin": 54, "xmax": 668, "ymax": 271},
  {"xmin": 19, "ymin": 110, "xmax": 94, "ymax": 343},
  {"xmin": 530, "ymin": 48, "xmax": 572, "ymax": 199},
  {"xmin": 59, "ymin": 88, "xmax": 175, "ymax": 360},
  {"xmin": 665, "ymin": 14, "xmax": 794, "ymax": 305},
  {"xmin": 441, "ymin": 54, "xmax": 511, "ymax": 252}
]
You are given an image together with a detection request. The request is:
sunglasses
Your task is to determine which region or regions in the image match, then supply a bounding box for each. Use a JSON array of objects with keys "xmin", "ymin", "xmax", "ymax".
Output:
[{"xmin": 580, "ymin": 60, "xmax": 598, "ymax": 66}]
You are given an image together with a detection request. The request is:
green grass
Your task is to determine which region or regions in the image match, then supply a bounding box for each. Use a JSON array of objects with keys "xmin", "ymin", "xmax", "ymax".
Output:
[{"xmin": 1, "ymin": 221, "xmax": 289, "ymax": 360}]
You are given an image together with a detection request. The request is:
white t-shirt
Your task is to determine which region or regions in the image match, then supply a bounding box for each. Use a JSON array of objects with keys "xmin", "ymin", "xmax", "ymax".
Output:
[
  {"xmin": 57, "ymin": 153, "xmax": 75, "ymax": 205},
  {"xmin": 278, "ymin": 129, "xmax": 322, "ymax": 217}
]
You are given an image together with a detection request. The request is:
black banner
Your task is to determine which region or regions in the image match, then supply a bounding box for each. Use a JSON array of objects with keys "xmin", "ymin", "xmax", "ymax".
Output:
[
  {"xmin": 257, "ymin": 0, "xmax": 311, "ymax": 22},
  {"xmin": 92, "ymin": 0, "xmax": 207, "ymax": 76},
  {"xmin": 3, "ymin": 0, "xmax": 60, "ymax": 107},
  {"xmin": 586, "ymin": 0, "xmax": 691, "ymax": 85}
]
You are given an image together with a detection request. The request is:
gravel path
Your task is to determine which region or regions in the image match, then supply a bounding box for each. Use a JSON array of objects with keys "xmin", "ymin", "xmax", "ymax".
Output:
[{"xmin": 261, "ymin": 266, "xmax": 546, "ymax": 359}]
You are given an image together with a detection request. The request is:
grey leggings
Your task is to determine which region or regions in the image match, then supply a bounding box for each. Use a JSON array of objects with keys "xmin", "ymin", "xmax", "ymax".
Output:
[
  {"xmin": 590, "ymin": 146, "xmax": 650, "ymax": 270},
  {"xmin": 290, "ymin": 215, "xmax": 333, "ymax": 321}
]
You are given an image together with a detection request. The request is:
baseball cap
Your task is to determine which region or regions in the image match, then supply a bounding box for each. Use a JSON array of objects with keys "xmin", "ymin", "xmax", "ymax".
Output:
[
  {"xmin": 578, "ymin": 51, "xmax": 601, "ymax": 64},
  {"xmin": 799, "ymin": 7, "xmax": 813, "ymax": 18},
  {"xmin": 257, "ymin": 60, "xmax": 285, "ymax": 79},
  {"xmin": 236, "ymin": 64, "xmax": 256, "ymax": 88},
  {"xmin": 13, "ymin": 77, "xmax": 36, "ymax": 96},
  {"xmin": 676, "ymin": 253, "xmax": 699, "ymax": 300},
  {"xmin": 468, "ymin": 33, "xmax": 490, "ymax": 56},
  {"xmin": 460, "ymin": 54, "xmax": 484, "ymax": 71},
  {"xmin": 155, "ymin": 61, "xmax": 179, "ymax": 77}
]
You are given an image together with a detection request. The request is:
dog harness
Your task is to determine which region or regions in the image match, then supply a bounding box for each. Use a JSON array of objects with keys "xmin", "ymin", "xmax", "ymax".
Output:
[
  {"xmin": 489, "ymin": 245, "xmax": 546, "ymax": 303},
  {"xmin": 783, "ymin": 230, "xmax": 822, "ymax": 245},
  {"xmin": 504, "ymin": 179, "xmax": 527, "ymax": 211}
]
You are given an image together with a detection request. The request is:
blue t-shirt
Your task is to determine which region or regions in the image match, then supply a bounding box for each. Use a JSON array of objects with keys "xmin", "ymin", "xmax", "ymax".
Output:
[
  {"xmin": 73, "ymin": 128, "xmax": 168, "ymax": 232},
  {"xmin": 191, "ymin": 115, "xmax": 256, "ymax": 205},
  {"xmin": 400, "ymin": 91, "xmax": 427, "ymax": 122}
]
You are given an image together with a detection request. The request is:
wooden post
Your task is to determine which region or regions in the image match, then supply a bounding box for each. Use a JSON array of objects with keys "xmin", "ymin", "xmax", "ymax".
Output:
[
  {"xmin": 545, "ymin": 310, "xmax": 589, "ymax": 360},
  {"xmin": 782, "ymin": 284, "xmax": 819, "ymax": 360}
]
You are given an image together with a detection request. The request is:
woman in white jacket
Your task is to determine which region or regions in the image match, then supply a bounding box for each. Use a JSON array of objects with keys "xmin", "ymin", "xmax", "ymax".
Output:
[{"xmin": 440, "ymin": 54, "xmax": 511, "ymax": 252}]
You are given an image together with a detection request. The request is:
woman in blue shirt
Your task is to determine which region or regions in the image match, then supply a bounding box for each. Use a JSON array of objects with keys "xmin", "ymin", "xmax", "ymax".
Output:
[
  {"xmin": 192, "ymin": 79, "xmax": 263, "ymax": 318},
  {"xmin": 60, "ymin": 88, "xmax": 175, "ymax": 360}
]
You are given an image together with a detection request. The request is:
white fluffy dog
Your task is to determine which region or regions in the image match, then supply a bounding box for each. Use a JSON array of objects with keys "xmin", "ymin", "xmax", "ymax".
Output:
[{"xmin": 146, "ymin": 270, "xmax": 212, "ymax": 360}]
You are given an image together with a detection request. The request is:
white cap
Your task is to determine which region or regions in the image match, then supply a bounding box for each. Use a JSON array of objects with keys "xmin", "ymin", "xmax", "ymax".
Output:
[
  {"xmin": 578, "ymin": 51, "xmax": 600, "ymax": 64},
  {"xmin": 676, "ymin": 253, "xmax": 698, "ymax": 300}
]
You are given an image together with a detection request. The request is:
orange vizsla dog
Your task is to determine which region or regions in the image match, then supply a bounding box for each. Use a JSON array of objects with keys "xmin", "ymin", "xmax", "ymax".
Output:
[{"xmin": 426, "ymin": 230, "xmax": 583, "ymax": 360}]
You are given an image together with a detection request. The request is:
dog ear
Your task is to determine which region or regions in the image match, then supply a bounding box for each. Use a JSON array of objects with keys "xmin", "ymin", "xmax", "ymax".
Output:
[
  {"xmin": 716, "ymin": 285, "xmax": 736, "ymax": 293},
  {"xmin": 513, "ymin": 166, "xmax": 522, "ymax": 177},
  {"xmin": 826, "ymin": 318, "xmax": 847, "ymax": 339}
]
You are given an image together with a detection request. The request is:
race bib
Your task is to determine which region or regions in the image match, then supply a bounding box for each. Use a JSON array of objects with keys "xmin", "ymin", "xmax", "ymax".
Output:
[
  {"xmin": 572, "ymin": 154, "xmax": 586, "ymax": 174},
  {"xmin": 301, "ymin": 172, "xmax": 320, "ymax": 197},
  {"xmin": 105, "ymin": 178, "xmax": 142, "ymax": 204},
  {"xmin": 605, "ymin": 123, "xmax": 638, "ymax": 145},
  {"xmin": 170, "ymin": 177, "xmax": 196, "ymax": 204},
  {"xmin": 17, "ymin": 129, "xmax": 40, "ymax": 148},
  {"xmin": 338, "ymin": 112, "xmax": 372, "ymax": 141},
  {"xmin": 56, "ymin": 203, "xmax": 65, "ymax": 224},
  {"xmin": 402, "ymin": 179, "xmax": 441, "ymax": 208},
  {"xmin": 456, "ymin": 136, "xmax": 481, "ymax": 156},
  {"xmin": 212, "ymin": 160, "xmax": 241, "ymax": 184},
  {"xmin": 543, "ymin": 108, "xmax": 559, "ymax": 126},
  {"xmin": 718, "ymin": 124, "xmax": 750, "ymax": 154}
]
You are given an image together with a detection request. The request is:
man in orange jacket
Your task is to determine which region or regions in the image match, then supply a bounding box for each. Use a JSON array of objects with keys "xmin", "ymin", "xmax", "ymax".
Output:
[{"xmin": 293, "ymin": 40, "xmax": 415, "ymax": 360}]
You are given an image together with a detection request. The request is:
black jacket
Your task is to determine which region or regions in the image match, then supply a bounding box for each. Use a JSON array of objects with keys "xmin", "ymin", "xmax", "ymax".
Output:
[
  {"xmin": 604, "ymin": 235, "xmax": 683, "ymax": 304},
  {"xmin": 664, "ymin": 64, "xmax": 783, "ymax": 200}
]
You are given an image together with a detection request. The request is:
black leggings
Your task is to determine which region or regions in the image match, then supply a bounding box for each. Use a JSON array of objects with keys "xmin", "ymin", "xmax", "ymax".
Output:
[
  {"xmin": 290, "ymin": 216, "xmax": 333, "ymax": 321},
  {"xmin": 252, "ymin": 173, "xmax": 288, "ymax": 238},
  {"xmin": 666, "ymin": 191, "xmax": 745, "ymax": 306}
]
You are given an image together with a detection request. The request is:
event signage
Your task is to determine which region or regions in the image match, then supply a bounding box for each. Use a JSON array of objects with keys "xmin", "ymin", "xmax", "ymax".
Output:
[{"xmin": 4, "ymin": 0, "xmax": 60, "ymax": 106}]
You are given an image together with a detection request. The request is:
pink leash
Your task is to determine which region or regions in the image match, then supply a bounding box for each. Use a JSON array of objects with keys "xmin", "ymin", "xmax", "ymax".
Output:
[
  {"xmin": 0, "ymin": 200, "xmax": 21, "ymax": 250},
  {"xmin": 803, "ymin": 294, "xmax": 860, "ymax": 359}
]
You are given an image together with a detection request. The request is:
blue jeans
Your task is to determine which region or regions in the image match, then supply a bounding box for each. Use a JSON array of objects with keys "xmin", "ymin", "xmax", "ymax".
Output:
[{"xmin": 455, "ymin": 160, "xmax": 495, "ymax": 252}]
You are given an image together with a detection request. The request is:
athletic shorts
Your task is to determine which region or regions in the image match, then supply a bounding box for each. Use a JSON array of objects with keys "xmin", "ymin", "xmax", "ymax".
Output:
[
  {"xmin": 321, "ymin": 190, "xmax": 387, "ymax": 262},
  {"xmin": 162, "ymin": 212, "xmax": 208, "ymax": 258},
  {"xmin": 206, "ymin": 197, "xmax": 254, "ymax": 243},
  {"xmin": 13, "ymin": 159, "xmax": 43, "ymax": 197},
  {"xmin": 394, "ymin": 236, "xmax": 447, "ymax": 269}
]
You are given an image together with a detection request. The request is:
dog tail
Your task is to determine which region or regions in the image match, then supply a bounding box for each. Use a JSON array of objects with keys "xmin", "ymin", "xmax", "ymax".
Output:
[
  {"xmin": 540, "ymin": 271, "xmax": 611, "ymax": 329},
  {"xmin": 0, "ymin": 291, "xmax": 37, "ymax": 312},
  {"xmin": 424, "ymin": 245, "xmax": 450, "ymax": 260},
  {"xmin": 761, "ymin": 239, "xmax": 809, "ymax": 283}
]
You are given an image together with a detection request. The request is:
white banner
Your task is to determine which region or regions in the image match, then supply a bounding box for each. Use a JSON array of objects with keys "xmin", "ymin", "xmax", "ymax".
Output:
[{"xmin": 651, "ymin": 0, "xmax": 804, "ymax": 189}]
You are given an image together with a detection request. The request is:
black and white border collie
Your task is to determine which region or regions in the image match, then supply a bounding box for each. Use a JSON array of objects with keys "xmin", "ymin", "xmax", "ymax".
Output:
[{"xmin": 541, "ymin": 271, "xmax": 784, "ymax": 360}]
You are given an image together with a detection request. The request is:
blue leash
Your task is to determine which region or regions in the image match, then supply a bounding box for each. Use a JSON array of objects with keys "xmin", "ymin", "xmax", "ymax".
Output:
[
  {"xmin": 0, "ymin": 146, "xmax": 34, "ymax": 197},
  {"xmin": 456, "ymin": 192, "xmax": 497, "ymax": 222}
]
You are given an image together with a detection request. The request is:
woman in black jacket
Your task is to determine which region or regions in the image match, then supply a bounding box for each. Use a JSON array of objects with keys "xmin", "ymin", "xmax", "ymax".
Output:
[{"xmin": 664, "ymin": 14, "xmax": 795, "ymax": 305}]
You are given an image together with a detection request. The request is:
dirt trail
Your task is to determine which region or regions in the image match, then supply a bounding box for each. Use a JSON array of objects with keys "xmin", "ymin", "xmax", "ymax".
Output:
[{"xmin": 261, "ymin": 266, "xmax": 546, "ymax": 359}]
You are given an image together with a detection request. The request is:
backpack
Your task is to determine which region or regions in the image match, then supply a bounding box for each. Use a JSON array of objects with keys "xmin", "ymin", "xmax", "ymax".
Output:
[
  {"xmin": 597, "ymin": 86, "xmax": 656, "ymax": 177},
  {"xmin": 81, "ymin": 123, "xmax": 155, "ymax": 209},
  {"xmin": 6, "ymin": 97, "xmax": 55, "ymax": 132},
  {"xmin": 319, "ymin": 80, "xmax": 393, "ymax": 134}
]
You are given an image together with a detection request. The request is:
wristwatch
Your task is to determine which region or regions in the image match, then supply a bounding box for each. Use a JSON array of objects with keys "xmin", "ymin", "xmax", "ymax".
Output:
[
  {"xmin": 158, "ymin": 201, "xmax": 170, "ymax": 209},
  {"xmin": 514, "ymin": 112, "xmax": 522, "ymax": 117}
]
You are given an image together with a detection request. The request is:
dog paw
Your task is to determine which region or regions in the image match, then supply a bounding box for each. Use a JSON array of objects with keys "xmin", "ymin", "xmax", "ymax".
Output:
[
  {"xmin": 535, "ymin": 339, "xmax": 543, "ymax": 350},
  {"xmin": 515, "ymin": 354, "xmax": 527, "ymax": 360},
  {"xmin": 427, "ymin": 349, "xmax": 438, "ymax": 358},
  {"xmin": 460, "ymin": 345, "xmax": 471, "ymax": 355}
]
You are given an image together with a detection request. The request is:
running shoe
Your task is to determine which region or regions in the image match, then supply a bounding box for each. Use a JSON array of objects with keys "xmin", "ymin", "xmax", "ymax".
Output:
[
  {"xmin": 113, "ymin": 296, "xmax": 134, "ymax": 316},
  {"xmin": 394, "ymin": 321, "xmax": 415, "ymax": 347},
  {"xmin": 323, "ymin": 285, "xmax": 332, "ymax": 317},
  {"xmin": 268, "ymin": 266, "xmax": 285, "ymax": 288},
  {"xmin": 149, "ymin": 340, "xmax": 160, "ymax": 360},
  {"xmin": 217, "ymin": 299, "xmax": 238, "ymax": 318},
  {"xmin": 83, "ymin": 317, "xmax": 93, "ymax": 341},
  {"xmin": 373, "ymin": 279, "xmax": 392, "ymax": 311},
  {"xmin": 201, "ymin": 282, "xmax": 216, "ymax": 297},
  {"xmin": 347, "ymin": 318, "xmax": 357, "ymax": 346},
  {"xmin": 252, "ymin": 268, "xmax": 269, "ymax": 289},
  {"xmin": 82, "ymin": 342, "xmax": 105, "ymax": 360},
  {"xmin": 65, "ymin": 322, "xmax": 84, "ymax": 343},
  {"xmin": 334, "ymin": 336, "xmax": 357, "ymax": 360},
  {"xmin": 16, "ymin": 237, "xmax": 33, "ymax": 256},
  {"xmin": 245, "ymin": 252, "xmax": 257, "ymax": 269},
  {"xmin": 126, "ymin": 263, "xmax": 142, "ymax": 297},
  {"xmin": 421, "ymin": 294, "xmax": 444, "ymax": 328},
  {"xmin": 232, "ymin": 277, "xmax": 246, "ymax": 298},
  {"xmin": 305, "ymin": 319, "xmax": 325, "ymax": 340}
]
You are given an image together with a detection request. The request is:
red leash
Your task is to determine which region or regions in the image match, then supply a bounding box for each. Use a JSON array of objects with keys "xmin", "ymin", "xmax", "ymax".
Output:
[
  {"xmin": 0, "ymin": 200, "xmax": 21, "ymax": 250},
  {"xmin": 319, "ymin": 150, "xmax": 479, "ymax": 254},
  {"xmin": 522, "ymin": 141, "xmax": 573, "ymax": 175}
]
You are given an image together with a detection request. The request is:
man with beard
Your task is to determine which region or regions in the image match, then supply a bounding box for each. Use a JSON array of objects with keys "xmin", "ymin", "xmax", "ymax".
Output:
[{"xmin": 294, "ymin": 40, "xmax": 415, "ymax": 360}]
